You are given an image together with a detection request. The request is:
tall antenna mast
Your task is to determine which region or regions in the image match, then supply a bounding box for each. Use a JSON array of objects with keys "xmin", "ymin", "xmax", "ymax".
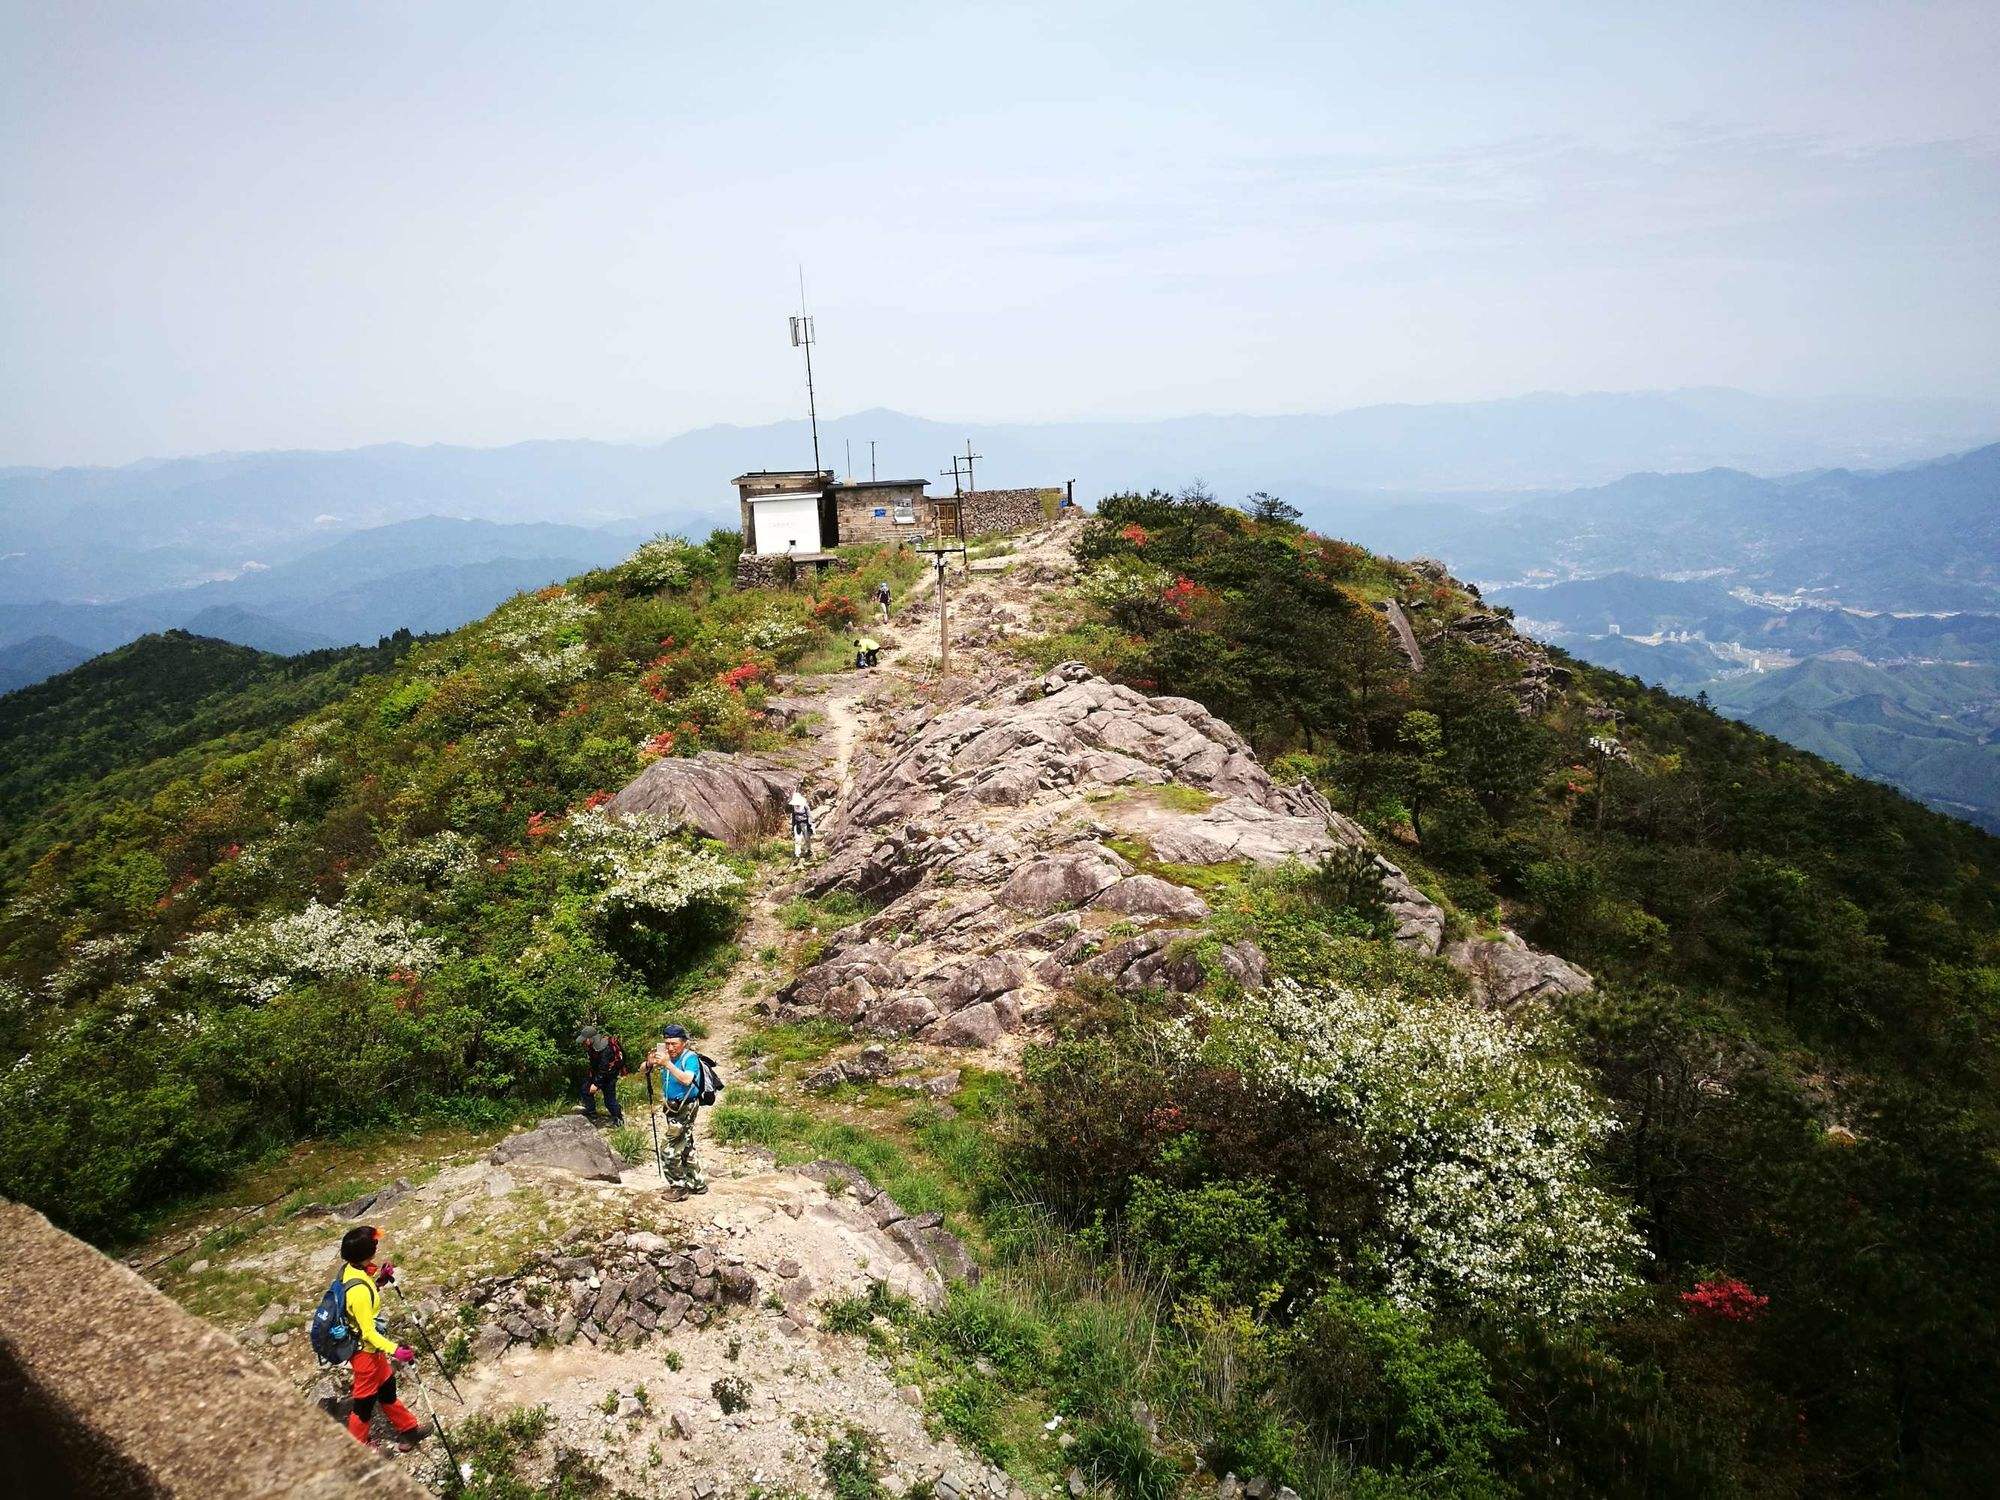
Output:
[{"xmin": 789, "ymin": 267, "xmax": 821, "ymax": 472}]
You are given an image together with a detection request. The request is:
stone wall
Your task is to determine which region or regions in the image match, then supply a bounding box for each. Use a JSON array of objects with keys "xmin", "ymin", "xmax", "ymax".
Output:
[
  {"xmin": 960, "ymin": 487, "xmax": 1065, "ymax": 537},
  {"xmin": 829, "ymin": 481, "xmax": 930, "ymax": 547},
  {"xmin": 735, "ymin": 552, "xmax": 851, "ymax": 589},
  {"xmin": 0, "ymin": 1199, "xmax": 424, "ymax": 1498}
]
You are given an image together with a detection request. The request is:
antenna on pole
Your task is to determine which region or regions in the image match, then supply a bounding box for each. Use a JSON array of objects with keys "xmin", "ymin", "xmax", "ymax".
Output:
[{"xmin": 789, "ymin": 268, "xmax": 821, "ymax": 473}]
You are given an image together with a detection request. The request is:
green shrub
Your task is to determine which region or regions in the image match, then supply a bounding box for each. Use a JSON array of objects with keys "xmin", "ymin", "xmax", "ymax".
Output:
[
  {"xmin": 1072, "ymin": 1413, "xmax": 1180, "ymax": 1500},
  {"xmin": 1126, "ymin": 1175, "xmax": 1309, "ymax": 1311},
  {"xmin": 819, "ymin": 1425, "xmax": 886, "ymax": 1500}
]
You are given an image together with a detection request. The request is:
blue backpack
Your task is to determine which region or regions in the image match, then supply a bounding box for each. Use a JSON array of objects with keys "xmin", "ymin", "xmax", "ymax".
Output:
[{"xmin": 309, "ymin": 1270, "xmax": 363, "ymax": 1365}]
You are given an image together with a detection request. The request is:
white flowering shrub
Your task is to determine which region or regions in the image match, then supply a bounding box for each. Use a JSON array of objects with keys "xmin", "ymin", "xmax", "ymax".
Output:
[
  {"xmin": 743, "ymin": 613, "xmax": 816, "ymax": 659},
  {"xmin": 42, "ymin": 933, "xmax": 140, "ymax": 1003},
  {"xmin": 516, "ymin": 640, "xmax": 591, "ymax": 686},
  {"xmin": 482, "ymin": 590, "xmax": 595, "ymax": 653},
  {"xmin": 1199, "ymin": 980, "xmax": 1644, "ymax": 1324},
  {"xmin": 617, "ymin": 536, "xmax": 708, "ymax": 593},
  {"xmin": 171, "ymin": 901, "xmax": 445, "ymax": 1002},
  {"xmin": 559, "ymin": 809, "xmax": 742, "ymax": 927}
]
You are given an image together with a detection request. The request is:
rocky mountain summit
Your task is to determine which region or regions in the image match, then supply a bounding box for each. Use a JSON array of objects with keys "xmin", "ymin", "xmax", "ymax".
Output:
[{"xmin": 779, "ymin": 658, "xmax": 1589, "ymax": 1043}]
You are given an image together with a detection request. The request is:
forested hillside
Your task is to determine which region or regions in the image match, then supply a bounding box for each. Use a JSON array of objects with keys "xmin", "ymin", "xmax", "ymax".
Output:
[
  {"xmin": 3, "ymin": 505, "xmax": 1996, "ymax": 1495},
  {"xmin": 1013, "ymin": 493, "xmax": 2000, "ymax": 1493},
  {"xmin": 0, "ymin": 630, "xmax": 421, "ymax": 877},
  {"xmin": 0, "ymin": 530, "xmax": 913, "ymax": 1237}
]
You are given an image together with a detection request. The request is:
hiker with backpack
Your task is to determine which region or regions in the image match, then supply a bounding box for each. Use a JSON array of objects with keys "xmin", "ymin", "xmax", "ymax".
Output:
[
  {"xmin": 577, "ymin": 1026, "xmax": 627, "ymax": 1127},
  {"xmin": 644, "ymin": 1023, "xmax": 712, "ymax": 1194},
  {"xmin": 789, "ymin": 789, "xmax": 814, "ymax": 862},
  {"xmin": 312, "ymin": 1224, "xmax": 427, "ymax": 1452},
  {"xmin": 876, "ymin": 579, "xmax": 892, "ymax": 624}
]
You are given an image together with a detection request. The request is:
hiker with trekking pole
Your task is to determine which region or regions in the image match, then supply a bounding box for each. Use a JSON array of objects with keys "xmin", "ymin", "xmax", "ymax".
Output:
[
  {"xmin": 643, "ymin": 1023, "xmax": 718, "ymax": 1196},
  {"xmin": 309, "ymin": 1225, "xmax": 431, "ymax": 1453}
]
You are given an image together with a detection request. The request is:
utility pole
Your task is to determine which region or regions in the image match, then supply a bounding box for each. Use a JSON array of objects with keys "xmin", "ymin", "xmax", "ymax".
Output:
[
  {"xmin": 789, "ymin": 268, "xmax": 821, "ymax": 472},
  {"xmin": 935, "ymin": 551, "xmax": 950, "ymax": 684},
  {"xmin": 962, "ymin": 439, "xmax": 982, "ymax": 494},
  {"xmin": 844, "ymin": 438, "xmax": 852, "ymax": 480},
  {"xmin": 940, "ymin": 457, "xmax": 963, "ymax": 495},
  {"xmin": 869, "ymin": 440, "xmax": 876, "ymax": 481}
]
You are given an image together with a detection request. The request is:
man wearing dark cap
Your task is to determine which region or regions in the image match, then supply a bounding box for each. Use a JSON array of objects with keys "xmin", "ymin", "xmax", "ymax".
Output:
[
  {"xmin": 576, "ymin": 1026, "xmax": 626, "ymax": 1126},
  {"xmin": 644, "ymin": 1023, "xmax": 707, "ymax": 1193}
]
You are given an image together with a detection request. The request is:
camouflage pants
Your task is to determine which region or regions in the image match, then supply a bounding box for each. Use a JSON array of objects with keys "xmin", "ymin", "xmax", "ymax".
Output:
[{"xmin": 657, "ymin": 1098, "xmax": 706, "ymax": 1191}]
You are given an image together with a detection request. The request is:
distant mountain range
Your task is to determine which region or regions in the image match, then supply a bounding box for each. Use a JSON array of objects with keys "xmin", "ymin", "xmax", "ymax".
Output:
[
  {"xmin": 5, "ymin": 388, "xmax": 1995, "ymax": 606},
  {"xmin": 0, "ymin": 516, "xmax": 636, "ymax": 690},
  {"xmin": 1327, "ymin": 441, "xmax": 2000, "ymax": 614}
]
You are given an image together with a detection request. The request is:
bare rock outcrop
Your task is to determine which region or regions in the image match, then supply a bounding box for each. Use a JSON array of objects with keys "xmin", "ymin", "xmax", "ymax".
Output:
[
  {"xmin": 778, "ymin": 661, "xmax": 1588, "ymax": 1047},
  {"xmin": 607, "ymin": 750, "xmax": 802, "ymax": 845},
  {"xmin": 487, "ymin": 1116, "xmax": 625, "ymax": 1182},
  {"xmin": 1442, "ymin": 930, "xmax": 1595, "ymax": 1011}
]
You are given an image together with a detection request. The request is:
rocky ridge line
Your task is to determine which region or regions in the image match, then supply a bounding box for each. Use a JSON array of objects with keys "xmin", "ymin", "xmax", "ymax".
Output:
[{"xmin": 779, "ymin": 659, "xmax": 1590, "ymax": 1043}]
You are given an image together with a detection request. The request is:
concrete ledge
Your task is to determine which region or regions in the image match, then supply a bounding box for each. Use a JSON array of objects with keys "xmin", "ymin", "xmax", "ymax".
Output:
[{"xmin": 0, "ymin": 1199, "xmax": 427, "ymax": 1498}]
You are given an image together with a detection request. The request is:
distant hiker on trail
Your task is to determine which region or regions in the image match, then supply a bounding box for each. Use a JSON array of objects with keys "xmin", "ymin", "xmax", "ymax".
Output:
[
  {"xmin": 644, "ymin": 1023, "xmax": 708, "ymax": 1195},
  {"xmin": 876, "ymin": 579, "xmax": 892, "ymax": 623},
  {"xmin": 577, "ymin": 1026, "xmax": 626, "ymax": 1126},
  {"xmin": 852, "ymin": 635, "xmax": 880, "ymax": 670},
  {"xmin": 334, "ymin": 1225, "xmax": 426, "ymax": 1452},
  {"xmin": 789, "ymin": 789, "xmax": 815, "ymax": 862}
]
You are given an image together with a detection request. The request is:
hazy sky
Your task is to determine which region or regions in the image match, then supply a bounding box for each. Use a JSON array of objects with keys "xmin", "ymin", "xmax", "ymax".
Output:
[{"xmin": 5, "ymin": 1, "xmax": 1997, "ymax": 467}]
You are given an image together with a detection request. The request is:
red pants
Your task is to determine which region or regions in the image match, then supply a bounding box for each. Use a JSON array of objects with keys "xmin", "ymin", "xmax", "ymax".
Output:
[{"xmin": 346, "ymin": 1350, "xmax": 420, "ymax": 1442}]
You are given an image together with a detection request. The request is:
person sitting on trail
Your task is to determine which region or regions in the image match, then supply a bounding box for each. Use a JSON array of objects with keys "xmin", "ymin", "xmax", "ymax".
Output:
[
  {"xmin": 337, "ymin": 1225, "xmax": 426, "ymax": 1451},
  {"xmin": 876, "ymin": 579, "xmax": 892, "ymax": 623},
  {"xmin": 577, "ymin": 1026, "xmax": 626, "ymax": 1126},
  {"xmin": 644, "ymin": 1023, "xmax": 708, "ymax": 1194},
  {"xmin": 788, "ymin": 790, "xmax": 814, "ymax": 862}
]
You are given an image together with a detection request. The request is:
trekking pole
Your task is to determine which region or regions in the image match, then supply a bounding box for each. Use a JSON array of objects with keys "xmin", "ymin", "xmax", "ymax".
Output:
[
  {"xmin": 399, "ymin": 1351, "xmax": 463, "ymax": 1490},
  {"xmin": 388, "ymin": 1280, "xmax": 465, "ymax": 1404},
  {"xmin": 644, "ymin": 1068, "xmax": 665, "ymax": 1181}
]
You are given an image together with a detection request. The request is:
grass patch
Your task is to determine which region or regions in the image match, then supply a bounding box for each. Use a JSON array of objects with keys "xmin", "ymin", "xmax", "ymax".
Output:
[
  {"xmin": 738, "ymin": 1017, "xmax": 853, "ymax": 1065},
  {"xmin": 820, "ymin": 1425, "xmax": 887, "ymax": 1500},
  {"xmin": 777, "ymin": 890, "xmax": 875, "ymax": 933},
  {"xmin": 1148, "ymin": 783, "xmax": 1217, "ymax": 813}
]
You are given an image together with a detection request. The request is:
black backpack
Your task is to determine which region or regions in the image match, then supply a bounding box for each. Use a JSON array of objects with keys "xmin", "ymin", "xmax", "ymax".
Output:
[
  {"xmin": 308, "ymin": 1269, "xmax": 362, "ymax": 1365},
  {"xmin": 696, "ymin": 1053, "xmax": 725, "ymax": 1107}
]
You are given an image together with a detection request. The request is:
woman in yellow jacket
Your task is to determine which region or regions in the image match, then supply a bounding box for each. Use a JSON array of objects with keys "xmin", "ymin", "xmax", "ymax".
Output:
[{"xmin": 338, "ymin": 1224, "xmax": 426, "ymax": 1451}]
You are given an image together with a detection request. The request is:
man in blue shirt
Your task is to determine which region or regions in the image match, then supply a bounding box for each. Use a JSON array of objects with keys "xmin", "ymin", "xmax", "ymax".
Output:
[{"xmin": 644, "ymin": 1024, "xmax": 708, "ymax": 1194}]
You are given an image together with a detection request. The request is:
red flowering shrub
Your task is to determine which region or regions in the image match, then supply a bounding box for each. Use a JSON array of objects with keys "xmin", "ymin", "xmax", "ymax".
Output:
[
  {"xmin": 718, "ymin": 662, "xmax": 766, "ymax": 692},
  {"xmin": 582, "ymin": 789, "xmax": 612, "ymax": 811},
  {"xmin": 1119, "ymin": 523, "xmax": 1150, "ymax": 547},
  {"xmin": 1681, "ymin": 1276, "xmax": 1768, "ymax": 1322},
  {"xmin": 1161, "ymin": 576, "xmax": 1209, "ymax": 618},
  {"xmin": 812, "ymin": 594, "xmax": 859, "ymax": 629},
  {"xmin": 641, "ymin": 730, "xmax": 677, "ymax": 759},
  {"xmin": 525, "ymin": 811, "xmax": 557, "ymax": 839}
]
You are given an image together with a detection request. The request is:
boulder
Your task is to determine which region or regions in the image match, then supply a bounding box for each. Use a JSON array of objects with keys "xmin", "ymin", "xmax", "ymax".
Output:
[
  {"xmin": 332, "ymin": 1179, "xmax": 414, "ymax": 1220},
  {"xmin": 486, "ymin": 1116, "xmax": 625, "ymax": 1182},
  {"xmin": 606, "ymin": 751, "xmax": 802, "ymax": 846},
  {"xmin": 1087, "ymin": 875, "xmax": 1210, "ymax": 921},
  {"xmin": 996, "ymin": 848, "xmax": 1130, "ymax": 913},
  {"xmin": 1442, "ymin": 930, "xmax": 1594, "ymax": 1010}
]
